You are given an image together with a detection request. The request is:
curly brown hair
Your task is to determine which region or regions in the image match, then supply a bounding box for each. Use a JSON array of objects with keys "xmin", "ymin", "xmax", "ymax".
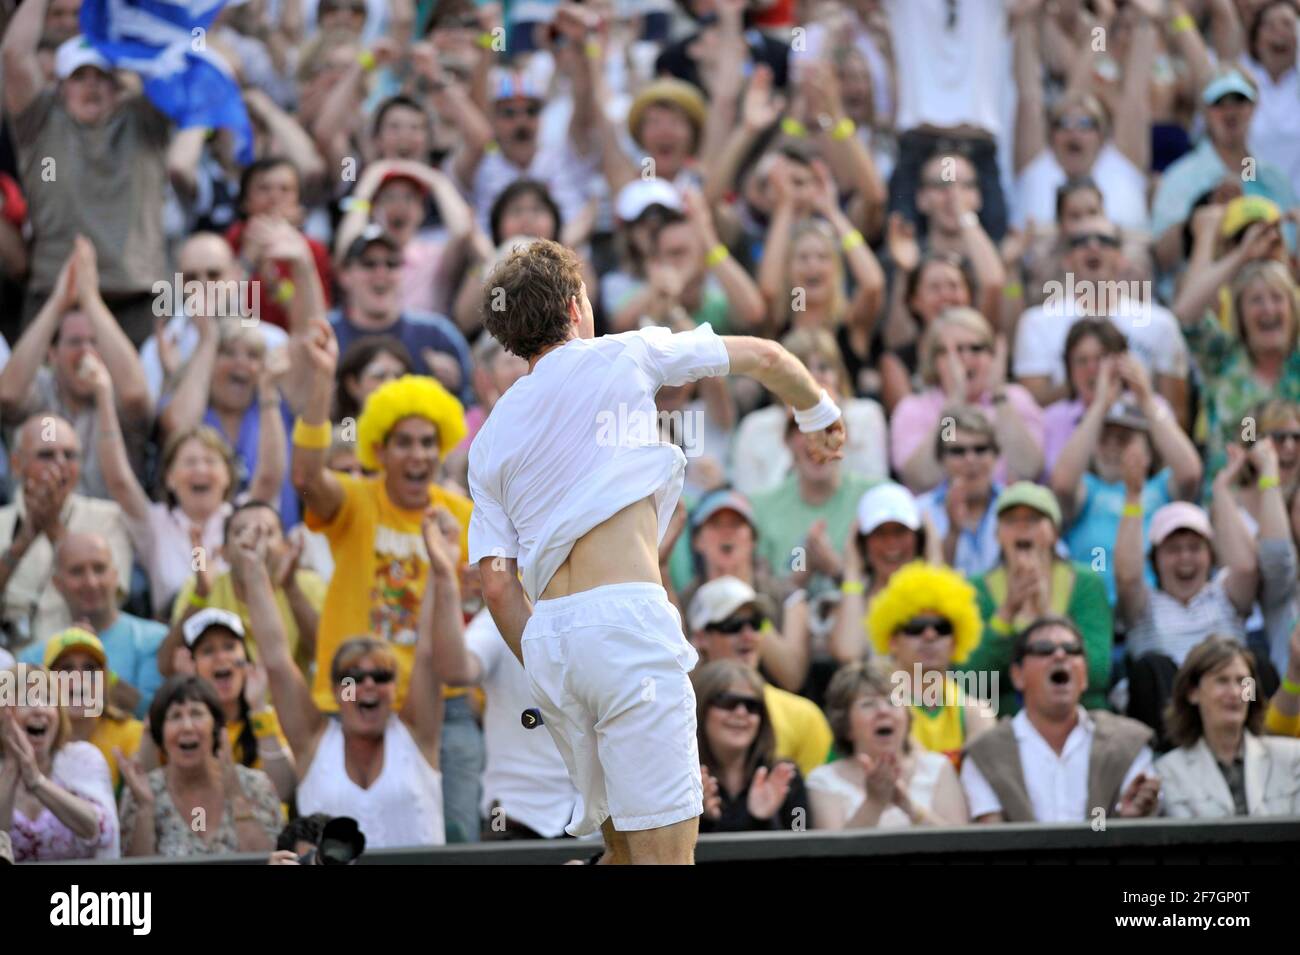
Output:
[
  {"xmin": 481, "ymin": 239, "xmax": 583, "ymax": 360},
  {"xmin": 1164, "ymin": 636, "xmax": 1266, "ymax": 749}
]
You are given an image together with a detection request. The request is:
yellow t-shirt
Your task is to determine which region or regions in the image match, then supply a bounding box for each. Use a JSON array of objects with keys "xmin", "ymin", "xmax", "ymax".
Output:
[
  {"xmin": 172, "ymin": 569, "xmax": 328, "ymax": 671},
  {"xmin": 89, "ymin": 714, "xmax": 144, "ymax": 792},
  {"xmin": 306, "ymin": 475, "xmax": 472, "ymax": 712},
  {"xmin": 909, "ymin": 675, "xmax": 970, "ymax": 768},
  {"xmin": 763, "ymin": 682, "xmax": 833, "ymax": 777}
]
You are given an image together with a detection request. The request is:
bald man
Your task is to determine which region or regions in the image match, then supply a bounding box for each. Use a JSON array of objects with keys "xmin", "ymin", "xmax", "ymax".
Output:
[
  {"xmin": 0, "ymin": 414, "xmax": 133, "ymax": 646},
  {"xmin": 139, "ymin": 232, "xmax": 290, "ymax": 403},
  {"xmin": 14, "ymin": 532, "xmax": 166, "ymax": 718}
]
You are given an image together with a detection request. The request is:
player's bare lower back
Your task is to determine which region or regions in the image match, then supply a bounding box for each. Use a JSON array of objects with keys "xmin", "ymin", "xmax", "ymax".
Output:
[{"xmin": 540, "ymin": 496, "xmax": 662, "ymax": 599}]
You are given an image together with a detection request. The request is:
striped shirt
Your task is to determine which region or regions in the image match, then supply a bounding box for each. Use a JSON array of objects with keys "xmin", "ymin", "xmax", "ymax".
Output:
[{"xmin": 1125, "ymin": 572, "xmax": 1246, "ymax": 666}]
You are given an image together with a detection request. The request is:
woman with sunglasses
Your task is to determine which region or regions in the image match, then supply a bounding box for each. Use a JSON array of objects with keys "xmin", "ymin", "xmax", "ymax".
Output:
[
  {"xmin": 914, "ymin": 406, "xmax": 1003, "ymax": 578},
  {"xmin": 890, "ymin": 307, "xmax": 1044, "ymax": 495},
  {"xmin": 693, "ymin": 660, "xmax": 809, "ymax": 833},
  {"xmin": 118, "ymin": 675, "xmax": 279, "ymax": 858},
  {"xmin": 808, "ymin": 659, "xmax": 968, "ymax": 830},
  {"xmin": 235, "ymin": 506, "xmax": 461, "ymax": 847},
  {"xmin": 1010, "ymin": 4, "xmax": 1154, "ymax": 232}
]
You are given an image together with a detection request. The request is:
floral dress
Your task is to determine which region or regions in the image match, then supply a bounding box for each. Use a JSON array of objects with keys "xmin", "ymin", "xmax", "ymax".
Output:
[
  {"xmin": 118, "ymin": 765, "xmax": 280, "ymax": 858},
  {"xmin": 1183, "ymin": 314, "xmax": 1300, "ymax": 498},
  {"xmin": 10, "ymin": 741, "xmax": 119, "ymax": 861}
]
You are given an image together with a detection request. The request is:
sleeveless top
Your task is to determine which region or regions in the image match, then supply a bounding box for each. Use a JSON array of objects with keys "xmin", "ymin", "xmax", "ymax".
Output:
[{"xmin": 297, "ymin": 715, "xmax": 445, "ymax": 849}]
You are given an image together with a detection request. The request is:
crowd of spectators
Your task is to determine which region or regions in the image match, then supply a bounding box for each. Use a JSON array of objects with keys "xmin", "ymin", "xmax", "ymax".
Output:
[{"xmin": 2, "ymin": 0, "xmax": 1300, "ymax": 863}]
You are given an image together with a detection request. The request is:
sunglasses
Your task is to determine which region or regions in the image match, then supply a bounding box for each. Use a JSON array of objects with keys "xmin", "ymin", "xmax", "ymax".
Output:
[
  {"xmin": 357, "ymin": 257, "xmax": 404, "ymax": 271},
  {"xmin": 340, "ymin": 668, "xmax": 396, "ymax": 685},
  {"xmin": 710, "ymin": 692, "xmax": 763, "ymax": 716},
  {"xmin": 498, "ymin": 103, "xmax": 542, "ymax": 120},
  {"xmin": 1268, "ymin": 430, "xmax": 1300, "ymax": 445},
  {"xmin": 899, "ymin": 615, "xmax": 954, "ymax": 638},
  {"xmin": 1066, "ymin": 232, "xmax": 1121, "ymax": 250},
  {"xmin": 1023, "ymin": 640, "xmax": 1085, "ymax": 658},
  {"xmin": 945, "ymin": 443, "xmax": 994, "ymax": 459},
  {"xmin": 708, "ymin": 614, "xmax": 765, "ymax": 636},
  {"xmin": 1053, "ymin": 115, "xmax": 1099, "ymax": 132}
]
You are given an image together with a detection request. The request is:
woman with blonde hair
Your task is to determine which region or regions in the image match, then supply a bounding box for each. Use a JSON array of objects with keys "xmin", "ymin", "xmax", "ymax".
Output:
[
  {"xmin": 731, "ymin": 327, "xmax": 888, "ymax": 496},
  {"xmin": 890, "ymin": 307, "xmax": 1044, "ymax": 494},
  {"xmin": 1178, "ymin": 259, "xmax": 1300, "ymax": 489},
  {"xmin": 1, "ymin": 665, "xmax": 119, "ymax": 861},
  {"xmin": 807, "ymin": 658, "xmax": 969, "ymax": 829}
]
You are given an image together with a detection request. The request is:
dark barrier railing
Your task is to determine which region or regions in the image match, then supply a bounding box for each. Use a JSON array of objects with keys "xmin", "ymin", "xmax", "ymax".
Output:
[{"xmin": 40, "ymin": 816, "xmax": 1300, "ymax": 865}]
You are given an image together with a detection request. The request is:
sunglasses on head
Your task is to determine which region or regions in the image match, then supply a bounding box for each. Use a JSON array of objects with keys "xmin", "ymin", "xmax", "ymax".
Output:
[
  {"xmin": 1023, "ymin": 640, "xmax": 1085, "ymax": 658},
  {"xmin": 944, "ymin": 442, "xmax": 994, "ymax": 459},
  {"xmin": 898, "ymin": 615, "xmax": 954, "ymax": 638},
  {"xmin": 340, "ymin": 668, "xmax": 396, "ymax": 685},
  {"xmin": 708, "ymin": 613, "xmax": 765, "ymax": 636},
  {"xmin": 710, "ymin": 692, "xmax": 763, "ymax": 716},
  {"xmin": 1067, "ymin": 232, "xmax": 1121, "ymax": 250}
]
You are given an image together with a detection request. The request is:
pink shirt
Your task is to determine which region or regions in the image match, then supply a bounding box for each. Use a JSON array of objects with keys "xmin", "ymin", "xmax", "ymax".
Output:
[
  {"xmin": 399, "ymin": 236, "xmax": 450, "ymax": 316},
  {"xmin": 1041, "ymin": 394, "xmax": 1175, "ymax": 479},
  {"xmin": 890, "ymin": 385, "xmax": 1045, "ymax": 493}
]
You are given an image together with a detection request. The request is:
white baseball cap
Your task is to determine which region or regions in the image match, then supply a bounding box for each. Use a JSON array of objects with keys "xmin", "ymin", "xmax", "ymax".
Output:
[
  {"xmin": 688, "ymin": 576, "xmax": 759, "ymax": 632},
  {"xmin": 182, "ymin": 608, "xmax": 247, "ymax": 648},
  {"xmin": 55, "ymin": 37, "xmax": 112, "ymax": 80},
  {"xmin": 615, "ymin": 179, "xmax": 683, "ymax": 223},
  {"xmin": 856, "ymin": 482, "xmax": 921, "ymax": 535}
]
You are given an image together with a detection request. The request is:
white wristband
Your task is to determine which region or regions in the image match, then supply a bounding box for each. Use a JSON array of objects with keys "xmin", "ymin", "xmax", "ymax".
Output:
[{"xmin": 793, "ymin": 389, "xmax": 842, "ymax": 433}]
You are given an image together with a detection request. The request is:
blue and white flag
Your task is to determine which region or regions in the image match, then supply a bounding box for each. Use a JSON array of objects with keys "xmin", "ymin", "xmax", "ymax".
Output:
[{"xmin": 79, "ymin": 0, "xmax": 254, "ymax": 164}]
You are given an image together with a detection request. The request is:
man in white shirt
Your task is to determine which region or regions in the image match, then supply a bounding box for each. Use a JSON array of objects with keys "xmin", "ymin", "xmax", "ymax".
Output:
[
  {"xmin": 961, "ymin": 617, "xmax": 1161, "ymax": 823},
  {"xmin": 1013, "ymin": 215, "xmax": 1189, "ymax": 428},
  {"xmin": 470, "ymin": 240, "xmax": 844, "ymax": 864},
  {"xmin": 434, "ymin": 608, "xmax": 580, "ymax": 840}
]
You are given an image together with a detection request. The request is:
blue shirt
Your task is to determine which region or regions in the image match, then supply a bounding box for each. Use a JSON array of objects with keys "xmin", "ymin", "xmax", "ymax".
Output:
[
  {"xmin": 329, "ymin": 309, "xmax": 474, "ymax": 406},
  {"xmin": 203, "ymin": 401, "xmax": 299, "ymax": 528},
  {"xmin": 916, "ymin": 481, "xmax": 1003, "ymax": 579},
  {"xmin": 20, "ymin": 612, "xmax": 166, "ymax": 720},
  {"xmin": 1065, "ymin": 468, "xmax": 1173, "ymax": 606},
  {"xmin": 1152, "ymin": 139, "xmax": 1297, "ymax": 240}
]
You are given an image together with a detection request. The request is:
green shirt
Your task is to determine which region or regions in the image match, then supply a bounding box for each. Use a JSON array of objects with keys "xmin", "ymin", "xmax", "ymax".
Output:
[
  {"xmin": 751, "ymin": 473, "xmax": 877, "ymax": 582},
  {"xmin": 959, "ymin": 561, "xmax": 1113, "ymax": 716}
]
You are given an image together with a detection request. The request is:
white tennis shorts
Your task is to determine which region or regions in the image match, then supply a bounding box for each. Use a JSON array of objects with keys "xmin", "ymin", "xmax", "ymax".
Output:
[{"xmin": 522, "ymin": 581, "xmax": 703, "ymax": 836}]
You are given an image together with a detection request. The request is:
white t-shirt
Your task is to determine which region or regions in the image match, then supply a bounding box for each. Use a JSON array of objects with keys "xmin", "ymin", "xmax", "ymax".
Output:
[
  {"xmin": 1014, "ymin": 143, "xmax": 1150, "ymax": 232},
  {"xmin": 468, "ymin": 325, "xmax": 730, "ymax": 602},
  {"xmin": 960, "ymin": 708, "xmax": 1153, "ymax": 822},
  {"xmin": 884, "ymin": 0, "xmax": 1012, "ymax": 136},
  {"xmin": 452, "ymin": 138, "xmax": 599, "ymax": 235},
  {"xmin": 464, "ymin": 609, "xmax": 579, "ymax": 837},
  {"xmin": 1244, "ymin": 57, "xmax": 1300, "ymax": 202},
  {"xmin": 1012, "ymin": 292, "xmax": 1189, "ymax": 386}
]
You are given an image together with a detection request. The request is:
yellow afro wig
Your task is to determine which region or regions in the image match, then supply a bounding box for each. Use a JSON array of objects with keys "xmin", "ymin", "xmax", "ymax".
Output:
[
  {"xmin": 865, "ymin": 562, "xmax": 982, "ymax": 665},
  {"xmin": 356, "ymin": 375, "xmax": 467, "ymax": 471}
]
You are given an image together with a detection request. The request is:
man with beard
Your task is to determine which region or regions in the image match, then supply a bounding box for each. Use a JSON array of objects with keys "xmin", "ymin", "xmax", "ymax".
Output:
[
  {"xmin": 0, "ymin": 414, "xmax": 133, "ymax": 647},
  {"xmin": 961, "ymin": 617, "xmax": 1161, "ymax": 823}
]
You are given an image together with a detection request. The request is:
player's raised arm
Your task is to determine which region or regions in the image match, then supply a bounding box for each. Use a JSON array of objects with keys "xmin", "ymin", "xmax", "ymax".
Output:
[{"xmin": 722, "ymin": 335, "xmax": 847, "ymax": 463}]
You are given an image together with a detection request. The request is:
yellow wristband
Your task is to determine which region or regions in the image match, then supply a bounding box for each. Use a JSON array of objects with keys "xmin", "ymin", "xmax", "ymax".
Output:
[
  {"xmin": 1259, "ymin": 475, "xmax": 1280, "ymax": 491},
  {"xmin": 1170, "ymin": 13, "xmax": 1195, "ymax": 34},
  {"xmin": 1283, "ymin": 676, "xmax": 1300, "ymax": 696},
  {"xmin": 705, "ymin": 243, "xmax": 730, "ymax": 268},
  {"xmin": 357, "ymin": 50, "xmax": 377, "ymax": 71},
  {"xmin": 189, "ymin": 592, "xmax": 208, "ymax": 609},
  {"xmin": 1004, "ymin": 281, "xmax": 1024, "ymax": 299},
  {"xmin": 840, "ymin": 580, "xmax": 865, "ymax": 596},
  {"xmin": 293, "ymin": 418, "xmax": 333, "ymax": 450},
  {"xmin": 991, "ymin": 616, "xmax": 1016, "ymax": 635},
  {"xmin": 841, "ymin": 229, "xmax": 865, "ymax": 252},
  {"xmin": 830, "ymin": 117, "xmax": 856, "ymax": 141},
  {"xmin": 274, "ymin": 279, "xmax": 295, "ymax": 304},
  {"xmin": 1122, "ymin": 503, "xmax": 1143, "ymax": 518},
  {"xmin": 476, "ymin": 32, "xmax": 495, "ymax": 49},
  {"xmin": 249, "ymin": 709, "xmax": 282, "ymax": 740},
  {"xmin": 585, "ymin": 40, "xmax": 602, "ymax": 60},
  {"xmin": 780, "ymin": 117, "xmax": 807, "ymax": 138}
]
